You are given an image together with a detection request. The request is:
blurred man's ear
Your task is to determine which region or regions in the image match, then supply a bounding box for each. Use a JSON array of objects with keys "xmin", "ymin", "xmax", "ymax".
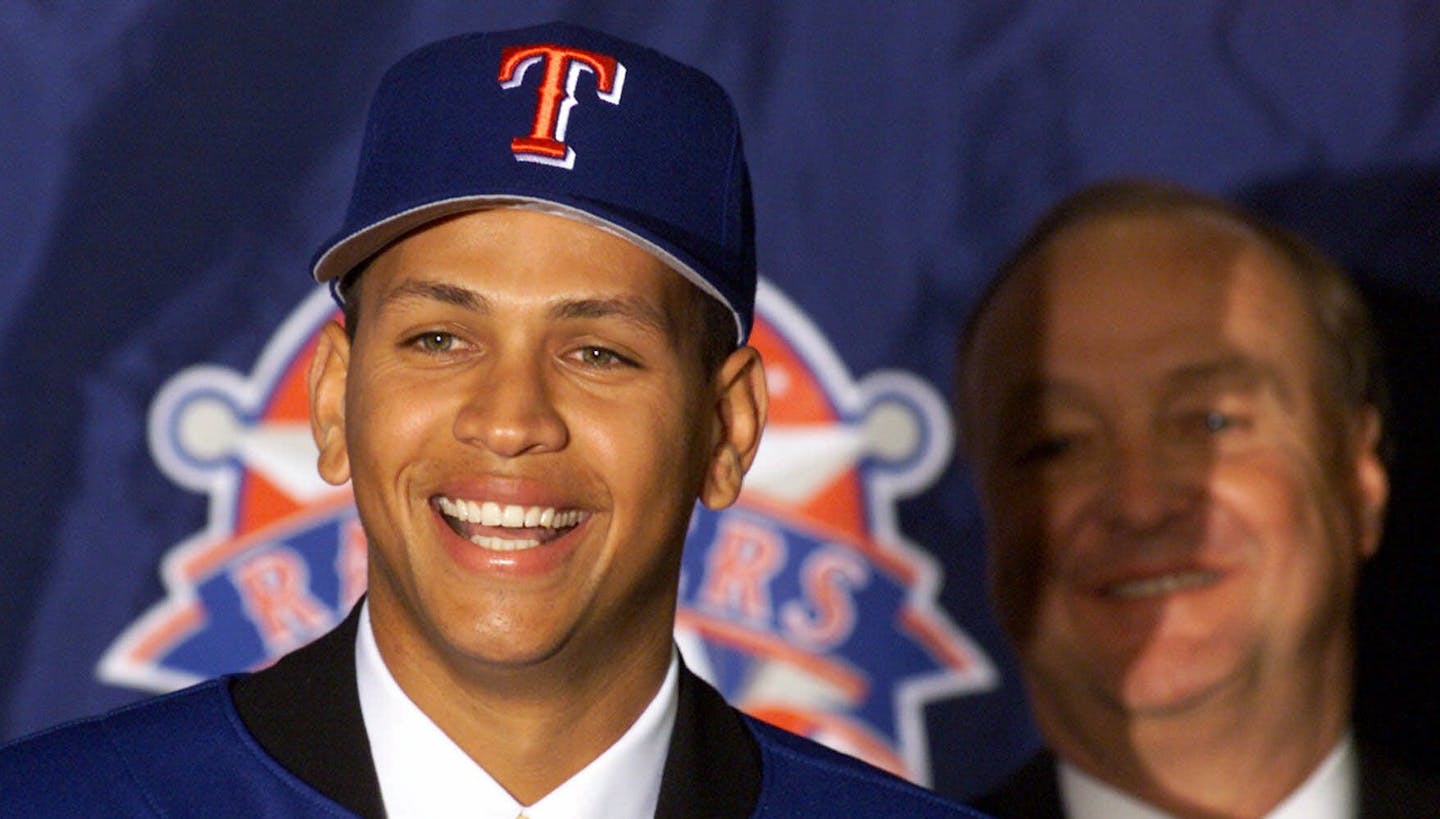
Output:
[
  {"xmin": 700, "ymin": 346, "xmax": 767, "ymax": 511},
  {"xmin": 1353, "ymin": 406, "xmax": 1388, "ymax": 558},
  {"xmin": 308, "ymin": 321, "xmax": 352, "ymax": 487}
]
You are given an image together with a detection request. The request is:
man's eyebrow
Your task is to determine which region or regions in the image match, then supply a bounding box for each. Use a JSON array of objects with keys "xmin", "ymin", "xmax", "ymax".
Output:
[
  {"xmin": 377, "ymin": 280, "xmax": 490, "ymax": 314},
  {"xmin": 550, "ymin": 297, "xmax": 672, "ymax": 337},
  {"xmin": 989, "ymin": 381, "xmax": 1099, "ymax": 441},
  {"xmin": 372, "ymin": 281, "xmax": 673, "ymax": 336},
  {"xmin": 997, "ymin": 381, "xmax": 1092, "ymax": 414},
  {"xmin": 1164, "ymin": 355, "xmax": 1292, "ymax": 403}
]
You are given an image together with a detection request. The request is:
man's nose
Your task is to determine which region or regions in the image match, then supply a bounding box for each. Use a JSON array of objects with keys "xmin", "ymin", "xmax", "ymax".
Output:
[
  {"xmin": 1101, "ymin": 443, "xmax": 1204, "ymax": 533},
  {"xmin": 452, "ymin": 352, "xmax": 568, "ymax": 458}
]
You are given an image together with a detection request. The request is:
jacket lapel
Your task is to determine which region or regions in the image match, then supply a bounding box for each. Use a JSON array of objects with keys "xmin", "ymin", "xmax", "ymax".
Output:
[
  {"xmin": 972, "ymin": 750, "xmax": 1066, "ymax": 819},
  {"xmin": 230, "ymin": 603, "xmax": 386, "ymax": 818},
  {"xmin": 652, "ymin": 661, "xmax": 764, "ymax": 818}
]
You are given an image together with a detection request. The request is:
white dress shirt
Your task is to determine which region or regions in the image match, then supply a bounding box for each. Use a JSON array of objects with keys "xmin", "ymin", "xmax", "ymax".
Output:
[
  {"xmin": 1059, "ymin": 736, "xmax": 1358, "ymax": 819},
  {"xmin": 354, "ymin": 603, "xmax": 679, "ymax": 819}
]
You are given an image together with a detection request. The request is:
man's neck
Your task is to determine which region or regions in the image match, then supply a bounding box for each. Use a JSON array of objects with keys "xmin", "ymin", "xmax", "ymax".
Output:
[
  {"xmin": 1057, "ymin": 738, "xmax": 1356, "ymax": 819},
  {"xmin": 371, "ymin": 609, "xmax": 674, "ymax": 805},
  {"xmin": 1035, "ymin": 663, "xmax": 1352, "ymax": 817}
]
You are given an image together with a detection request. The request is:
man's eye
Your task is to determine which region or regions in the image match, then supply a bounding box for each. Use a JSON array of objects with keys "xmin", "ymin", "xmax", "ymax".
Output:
[
  {"xmin": 1014, "ymin": 436, "xmax": 1076, "ymax": 466},
  {"xmin": 574, "ymin": 346, "xmax": 633, "ymax": 368},
  {"xmin": 1168, "ymin": 408, "xmax": 1251, "ymax": 442},
  {"xmin": 1203, "ymin": 411, "xmax": 1233, "ymax": 432},
  {"xmin": 1193, "ymin": 409, "xmax": 1249, "ymax": 434},
  {"xmin": 410, "ymin": 332, "xmax": 457, "ymax": 353}
]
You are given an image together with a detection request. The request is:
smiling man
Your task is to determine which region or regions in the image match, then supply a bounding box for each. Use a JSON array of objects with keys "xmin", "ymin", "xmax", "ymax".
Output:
[
  {"xmin": 307, "ymin": 207, "xmax": 751, "ymax": 813},
  {"xmin": 960, "ymin": 180, "xmax": 1440, "ymax": 818},
  {"xmin": 0, "ymin": 22, "xmax": 984, "ymax": 818}
]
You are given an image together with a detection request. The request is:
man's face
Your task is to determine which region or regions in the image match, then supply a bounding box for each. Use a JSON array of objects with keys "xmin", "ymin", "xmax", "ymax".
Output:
[
  {"xmin": 962, "ymin": 213, "xmax": 1386, "ymax": 725},
  {"xmin": 310, "ymin": 208, "xmax": 759, "ymax": 682}
]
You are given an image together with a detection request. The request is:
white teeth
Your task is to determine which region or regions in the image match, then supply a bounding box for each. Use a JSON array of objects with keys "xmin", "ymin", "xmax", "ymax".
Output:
[
  {"xmin": 1108, "ymin": 571, "xmax": 1216, "ymax": 599},
  {"xmin": 438, "ymin": 497, "xmax": 583, "ymax": 531},
  {"xmin": 480, "ymin": 501, "xmax": 502, "ymax": 526},
  {"xmin": 469, "ymin": 535, "xmax": 541, "ymax": 551}
]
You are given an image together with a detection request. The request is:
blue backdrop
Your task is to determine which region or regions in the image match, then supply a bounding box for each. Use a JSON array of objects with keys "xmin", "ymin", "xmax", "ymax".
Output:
[{"xmin": 3, "ymin": 1, "xmax": 1438, "ymax": 801}]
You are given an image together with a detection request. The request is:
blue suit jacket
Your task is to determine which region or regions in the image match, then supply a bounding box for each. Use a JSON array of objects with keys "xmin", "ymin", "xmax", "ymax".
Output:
[{"xmin": 1, "ymin": 607, "xmax": 987, "ymax": 818}]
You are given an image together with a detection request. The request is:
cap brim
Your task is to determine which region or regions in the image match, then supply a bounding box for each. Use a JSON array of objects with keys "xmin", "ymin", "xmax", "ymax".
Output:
[{"xmin": 313, "ymin": 195, "xmax": 744, "ymax": 344}]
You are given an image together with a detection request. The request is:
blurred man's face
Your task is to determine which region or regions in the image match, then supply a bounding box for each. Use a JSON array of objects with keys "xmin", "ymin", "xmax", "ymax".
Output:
[{"xmin": 962, "ymin": 212, "xmax": 1386, "ymax": 729}]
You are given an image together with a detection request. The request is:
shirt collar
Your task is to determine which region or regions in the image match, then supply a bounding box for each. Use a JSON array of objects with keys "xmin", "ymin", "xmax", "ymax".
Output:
[
  {"xmin": 1058, "ymin": 736, "xmax": 1357, "ymax": 819},
  {"xmin": 354, "ymin": 601, "xmax": 679, "ymax": 819}
]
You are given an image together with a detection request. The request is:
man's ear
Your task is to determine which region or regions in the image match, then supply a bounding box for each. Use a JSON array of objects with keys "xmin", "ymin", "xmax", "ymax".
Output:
[
  {"xmin": 700, "ymin": 346, "xmax": 768, "ymax": 511},
  {"xmin": 1353, "ymin": 406, "xmax": 1388, "ymax": 558},
  {"xmin": 309, "ymin": 321, "xmax": 352, "ymax": 487}
]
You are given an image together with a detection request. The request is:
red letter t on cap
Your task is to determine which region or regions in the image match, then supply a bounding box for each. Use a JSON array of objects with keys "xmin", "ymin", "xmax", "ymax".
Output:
[{"xmin": 498, "ymin": 44, "xmax": 626, "ymax": 169}]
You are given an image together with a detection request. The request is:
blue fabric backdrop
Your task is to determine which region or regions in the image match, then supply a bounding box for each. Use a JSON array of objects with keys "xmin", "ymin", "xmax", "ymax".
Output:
[{"xmin": 3, "ymin": 1, "xmax": 1438, "ymax": 801}]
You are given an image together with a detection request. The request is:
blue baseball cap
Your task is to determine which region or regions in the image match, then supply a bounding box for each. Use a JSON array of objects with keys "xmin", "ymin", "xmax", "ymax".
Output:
[{"xmin": 312, "ymin": 22, "xmax": 756, "ymax": 343}]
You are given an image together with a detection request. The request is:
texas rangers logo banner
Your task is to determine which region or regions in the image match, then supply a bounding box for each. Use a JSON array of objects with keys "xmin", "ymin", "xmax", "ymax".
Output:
[
  {"xmin": 5, "ymin": 3, "xmax": 1439, "ymax": 803},
  {"xmin": 103, "ymin": 281, "xmax": 993, "ymax": 784}
]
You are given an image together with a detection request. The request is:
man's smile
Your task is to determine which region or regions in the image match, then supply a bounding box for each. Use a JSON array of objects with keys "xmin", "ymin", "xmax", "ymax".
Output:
[
  {"xmin": 1102, "ymin": 569, "xmax": 1221, "ymax": 600},
  {"xmin": 435, "ymin": 496, "xmax": 589, "ymax": 552}
]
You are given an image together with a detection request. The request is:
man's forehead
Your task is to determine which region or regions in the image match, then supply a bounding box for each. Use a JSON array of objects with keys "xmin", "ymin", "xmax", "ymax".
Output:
[
  {"xmin": 362, "ymin": 207, "xmax": 694, "ymax": 302},
  {"xmin": 966, "ymin": 215, "xmax": 1319, "ymax": 393},
  {"xmin": 991, "ymin": 212, "xmax": 1307, "ymax": 326},
  {"xmin": 1037, "ymin": 212, "xmax": 1250, "ymax": 284}
]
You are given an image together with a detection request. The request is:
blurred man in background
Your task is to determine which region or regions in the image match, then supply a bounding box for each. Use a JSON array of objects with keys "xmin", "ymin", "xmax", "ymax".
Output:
[{"xmin": 957, "ymin": 180, "xmax": 1440, "ymax": 817}]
